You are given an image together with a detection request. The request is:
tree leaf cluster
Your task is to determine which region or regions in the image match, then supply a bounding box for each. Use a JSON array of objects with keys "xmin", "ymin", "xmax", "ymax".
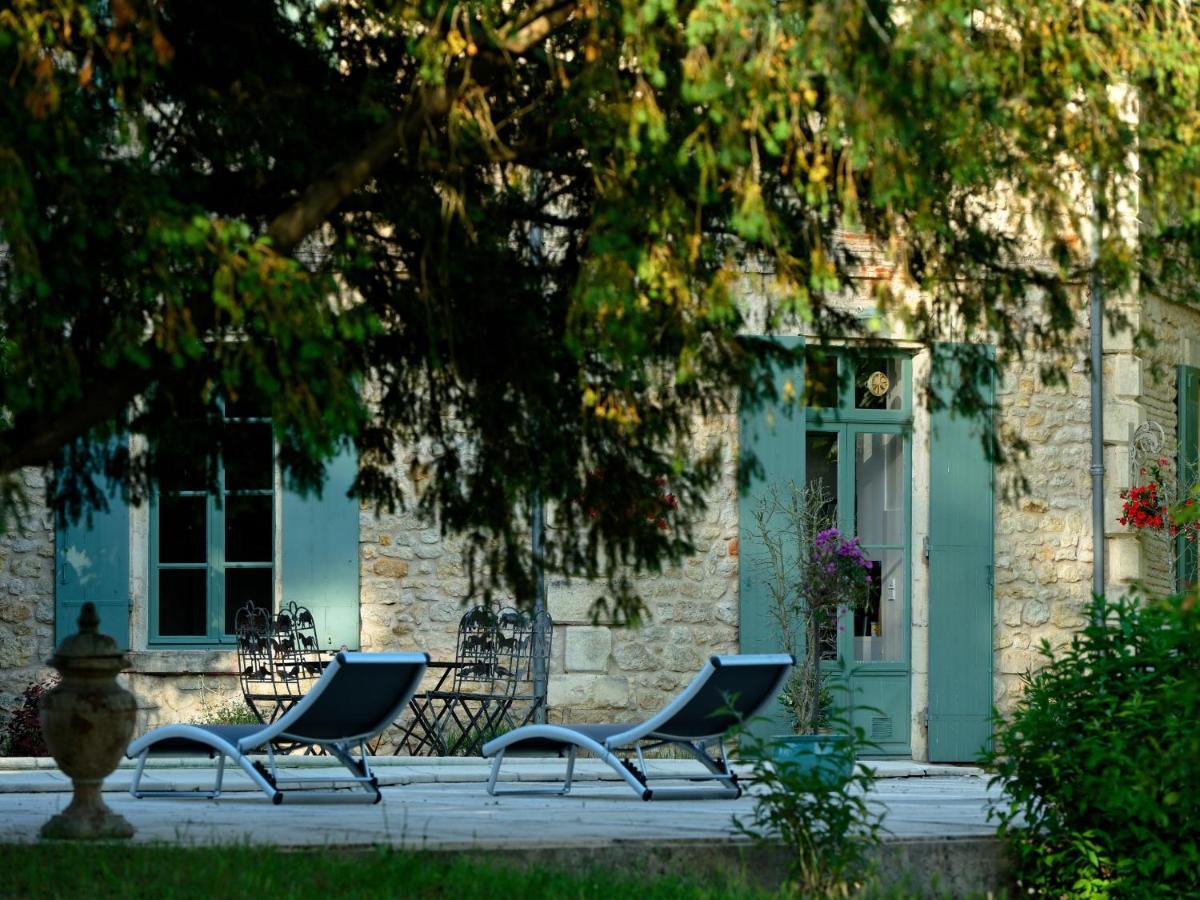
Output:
[{"xmin": 2, "ymin": 1, "xmax": 1198, "ymax": 616}]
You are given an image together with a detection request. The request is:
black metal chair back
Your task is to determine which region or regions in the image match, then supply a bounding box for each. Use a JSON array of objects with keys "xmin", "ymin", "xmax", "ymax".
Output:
[
  {"xmin": 236, "ymin": 600, "xmax": 324, "ymax": 724},
  {"xmin": 393, "ymin": 603, "xmax": 553, "ymax": 756}
]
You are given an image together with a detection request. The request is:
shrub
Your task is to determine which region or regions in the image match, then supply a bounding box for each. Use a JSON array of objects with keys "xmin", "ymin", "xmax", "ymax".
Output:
[
  {"xmin": 985, "ymin": 593, "xmax": 1200, "ymax": 898},
  {"xmin": 1, "ymin": 676, "xmax": 59, "ymax": 757},
  {"xmin": 735, "ymin": 698, "xmax": 886, "ymax": 896}
]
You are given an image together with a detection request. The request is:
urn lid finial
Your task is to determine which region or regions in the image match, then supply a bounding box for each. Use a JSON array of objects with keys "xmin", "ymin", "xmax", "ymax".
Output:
[{"xmin": 50, "ymin": 601, "xmax": 128, "ymax": 669}]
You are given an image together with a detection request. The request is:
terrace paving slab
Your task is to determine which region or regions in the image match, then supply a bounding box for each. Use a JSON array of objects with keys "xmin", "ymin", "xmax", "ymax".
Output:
[
  {"xmin": 0, "ymin": 758, "xmax": 1008, "ymax": 897},
  {"xmin": 0, "ymin": 757, "xmax": 998, "ymax": 847}
]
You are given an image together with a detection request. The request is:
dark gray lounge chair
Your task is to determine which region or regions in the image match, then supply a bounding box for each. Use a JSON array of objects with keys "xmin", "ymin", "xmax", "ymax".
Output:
[
  {"xmin": 482, "ymin": 653, "xmax": 793, "ymax": 801},
  {"xmin": 126, "ymin": 651, "xmax": 428, "ymax": 804}
]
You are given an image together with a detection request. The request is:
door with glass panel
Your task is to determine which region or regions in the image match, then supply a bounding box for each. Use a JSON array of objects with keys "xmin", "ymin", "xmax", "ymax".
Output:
[{"xmin": 804, "ymin": 354, "xmax": 912, "ymax": 755}]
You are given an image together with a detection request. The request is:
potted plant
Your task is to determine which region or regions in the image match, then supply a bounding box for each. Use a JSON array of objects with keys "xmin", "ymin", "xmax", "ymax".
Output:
[{"xmin": 748, "ymin": 480, "xmax": 874, "ymax": 779}]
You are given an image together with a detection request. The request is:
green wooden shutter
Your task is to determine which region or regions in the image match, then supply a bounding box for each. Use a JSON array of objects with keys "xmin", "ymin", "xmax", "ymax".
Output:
[
  {"xmin": 738, "ymin": 338, "xmax": 805, "ymax": 734},
  {"xmin": 281, "ymin": 446, "xmax": 360, "ymax": 650},
  {"xmin": 1178, "ymin": 365, "xmax": 1199, "ymax": 590},
  {"xmin": 56, "ymin": 471, "xmax": 131, "ymax": 649},
  {"xmin": 928, "ymin": 343, "xmax": 994, "ymax": 762}
]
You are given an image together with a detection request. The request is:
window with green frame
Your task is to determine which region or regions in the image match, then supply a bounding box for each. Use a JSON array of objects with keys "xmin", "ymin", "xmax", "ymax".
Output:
[{"xmin": 150, "ymin": 400, "xmax": 274, "ymax": 645}]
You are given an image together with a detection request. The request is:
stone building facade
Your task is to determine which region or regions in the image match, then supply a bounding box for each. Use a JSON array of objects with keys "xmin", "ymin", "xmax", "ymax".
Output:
[{"xmin": 3, "ymin": 288, "xmax": 1198, "ymax": 760}]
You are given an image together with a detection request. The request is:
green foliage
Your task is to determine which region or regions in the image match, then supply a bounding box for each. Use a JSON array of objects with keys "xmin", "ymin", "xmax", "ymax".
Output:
[
  {"xmin": 750, "ymin": 480, "xmax": 872, "ymax": 734},
  {"xmin": 736, "ymin": 708, "xmax": 886, "ymax": 896},
  {"xmin": 194, "ymin": 697, "xmax": 259, "ymax": 727},
  {"xmin": 985, "ymin": 593, "xmax": 1200, "ymax": 898},
  {"xmin": 3, "ymin": 1, "xmax": 1200, "ymax": 617},
  {"xmin": 0, "ymin": 844, "xmax": 773, "ymax": 900}
]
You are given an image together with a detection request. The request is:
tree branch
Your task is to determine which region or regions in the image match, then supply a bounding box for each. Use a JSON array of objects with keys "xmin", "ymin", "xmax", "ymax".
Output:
[
  {"xmin": 1, "ymin": 367, "xmax": 149, "ymax": 473},
  {"xmin": 266, "ymin": 85, "xmax": 453, "ymax": 255},
  {"xmin": 500, "ymin": 1, "xmax": 576, "ymax": 54}
]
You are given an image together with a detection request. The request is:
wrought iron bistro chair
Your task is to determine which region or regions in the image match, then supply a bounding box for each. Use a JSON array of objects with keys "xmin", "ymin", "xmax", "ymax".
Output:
[
  {"xmin": 395, "ymin": 605, "xmax": 552, "ymax": 757},
  {"xmin": 236, "ymin": 601, "xmax": 328, "ymax": 727}
]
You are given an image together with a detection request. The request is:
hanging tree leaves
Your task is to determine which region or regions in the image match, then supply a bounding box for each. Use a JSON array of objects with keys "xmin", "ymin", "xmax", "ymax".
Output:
[{"xmin": 1, "ymin": 0, "xmax": 1198, "ymax": 617}]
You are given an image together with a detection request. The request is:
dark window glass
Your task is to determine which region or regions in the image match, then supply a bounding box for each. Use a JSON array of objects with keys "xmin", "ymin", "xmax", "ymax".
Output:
[
  {"xmin": 158, "ymin": 570, "xmax": 208, "ymax": 636},
  {"xmin": 225, "ymin": 495, "xmax": 273, "ymax": 562},
  {"xmin": 805, "ymin": 354, "xmax": 839, "ymax": 408},
  {"xmin": 225, "ymin": 568, "xmax": 273, "ymax": 634},
  {"xmin": 806, "ymin": 431, "xmax": 839, "ymax": 521},
  {"xmin": 159, "ymin": 496, "xmax": 207, "ymax": 563},
  {"xmin": 159, "ymin": 453, "xmax": 209, "ymax": 493},
  {"xmin": 854, "ymin": 356, "xmax": 902, "ymax": 410},
  {"xmin": 224, "ymin": 423, "xmax": 273, "ymax": 490}
]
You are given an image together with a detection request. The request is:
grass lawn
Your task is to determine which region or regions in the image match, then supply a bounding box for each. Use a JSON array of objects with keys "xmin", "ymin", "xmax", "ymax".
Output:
[{"xmin": 1, "ymin": 844, "xmax": 774, "ymax": 899}]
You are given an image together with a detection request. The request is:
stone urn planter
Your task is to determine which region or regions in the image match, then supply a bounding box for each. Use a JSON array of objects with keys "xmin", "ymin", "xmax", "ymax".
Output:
[{"xmin": 39, "ymin": 602, "xmax": 136, "ymax": 840}]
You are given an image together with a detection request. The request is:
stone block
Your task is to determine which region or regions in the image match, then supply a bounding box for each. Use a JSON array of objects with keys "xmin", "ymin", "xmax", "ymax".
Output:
[
  {"xmin": 547, "ymin": 673, "xmax": 593, "ymax": 708},
  {"xmin": 1103, "ymin": 400, "xmax": 1141, "ymax": 444},
  {"xmin": 661, "ymin": 642, "xmax": 703, "ymax": 673},
  {"xmin": 372, "ymin": 557, "xmax": 409, "ymax": 578},
  {"xmin": 1107, "ymin": 355, "xmax": 1142, "ymax": 399},
  {"xmin": 998, "ymin": 648, "xmax": 1040, "ymax": 676},
  {"xmin": 612, "ymin": 641, "xmax": 656, "ymax": 672},
  {"xmin": 1022, "ymin": 599, "xmax": 1050, "ymax": 626},
  {"xmin": 1108, "ymin": 534, "xmax": 1142, "ymax": 584},
  {"xmin": 547, "ymin": 579, "xmax": 607, "ymax": 624},
  {"xmin": 564, "ymin": 626, "xmax": 612, "ymax": 672},
  {"xmin": 592, "ymin": 676, "xmax": 630, "ymax": 708}
]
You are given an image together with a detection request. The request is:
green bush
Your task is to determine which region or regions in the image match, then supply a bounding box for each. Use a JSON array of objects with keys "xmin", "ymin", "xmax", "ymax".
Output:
[
  {"xmin": 735, "ymin": 702, "xmax": 886, "ymax": 896},
  {"xmin": 985, "ymin": 593, "xmax": 1200, "ymax": 898}
]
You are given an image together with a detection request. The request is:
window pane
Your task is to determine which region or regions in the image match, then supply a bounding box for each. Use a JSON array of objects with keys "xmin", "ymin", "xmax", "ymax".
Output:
[
  {"xmin": 854, "ymin": 551, "xmax": 904, "ymax": 661},
  {"xmin": 854, "ymin": 357, "xmax": 902, "ymax": 410},
  {"xmin": 159, "ymin": 496, "xmax": 207, "ymax": 563},
  {"xmin": 159, "ymin": 454, "xmax": 209, "ymax": 493},
  {"xmin": 226, "ymin": 495, "xmax": 273, "ymax": 562},
  {"xmin": 855, "ymin": 432, "xmax": 905, "ymax": 546},
  {"xmin": 805, "ymin": 354, "xmax": 839, "ymax": 408},
  {"xmin": 806, "ymin": 431, "xmax": 838, "ymax": 523},
  {"xmin": 225, "ymin": 568, "xmax": 273, "ymax": 635},
  {"xmin": 224, "ymin": 423, "xmax": 273, "ymax": 490},
  {"xmin": 158, "ymin": 569, "xmax": 207, "ymax": 636}
]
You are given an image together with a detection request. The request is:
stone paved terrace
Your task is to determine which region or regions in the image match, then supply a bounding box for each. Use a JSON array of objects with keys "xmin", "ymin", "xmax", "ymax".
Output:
[{"xmin": 0, "ymin": 757, "xmax": 1011, "ymax": 894}]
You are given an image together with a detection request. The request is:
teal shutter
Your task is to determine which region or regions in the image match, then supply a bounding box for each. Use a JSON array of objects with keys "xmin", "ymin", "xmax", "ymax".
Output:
[
  {"xmin": 738, "ymin": 338, "xmax": 806, "ymax": 731},
  {"xmin": 56, "ymin": 472, "xmax": 131, "ymax": 649},
  {"xmin": 1178, "ymin": 365, "xmax": 1199, "ymax": 590},
  {"xmin": 927, "ymin": 343, "xmax": 995, "ymax": 762},
  {"xmin": 281, "ymin": 446, "xmax": 360, "ymax": 650}
]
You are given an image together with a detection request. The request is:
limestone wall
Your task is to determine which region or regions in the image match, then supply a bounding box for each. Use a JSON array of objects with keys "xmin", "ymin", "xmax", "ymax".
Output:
[
  {"xmin": 0, "ymin": 470, "xmax": 58, "ymax": 729},
  {"xmin": 354, "ymin": 416, "xmax": 741, "ymax": 724},
  {"xmin": 991, "ymin": 357, "xmax": 1094, "ymax": 713}
]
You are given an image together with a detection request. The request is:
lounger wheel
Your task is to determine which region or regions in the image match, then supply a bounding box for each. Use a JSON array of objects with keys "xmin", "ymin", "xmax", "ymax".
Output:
[{"xmin": 272, "ymin": 792, "xmax": 283, "ymax": 805}]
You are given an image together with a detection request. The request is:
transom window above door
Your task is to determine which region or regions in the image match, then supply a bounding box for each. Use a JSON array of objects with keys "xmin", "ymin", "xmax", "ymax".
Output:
[
  {"xmin": 803, "ymin": 351, "xmax": 908, "ymax": 415},
  {"xmin": 150, "ymin": 401, "xmax": 275, "ymax": 645}
]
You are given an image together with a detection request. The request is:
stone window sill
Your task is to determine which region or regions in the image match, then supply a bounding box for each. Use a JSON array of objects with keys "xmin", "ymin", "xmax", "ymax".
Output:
[{"xmin": 125, "ymin": 649, "xmax": 237, "ymax": 675}]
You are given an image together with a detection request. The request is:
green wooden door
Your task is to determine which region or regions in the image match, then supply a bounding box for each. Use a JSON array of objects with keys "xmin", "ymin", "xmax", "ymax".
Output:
[{"xmin": 927, "ymin": 343, "xmax": 995, "ymax": 762}]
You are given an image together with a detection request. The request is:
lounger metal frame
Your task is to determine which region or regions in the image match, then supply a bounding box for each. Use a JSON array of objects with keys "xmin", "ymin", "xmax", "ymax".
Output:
[
  {"xmin": 483, "ymin": 653, "xmax": 793, "ymax": 801},
  {"xmin": 127, "ymin": 652, "xmax": 428, "ymax": 804}
]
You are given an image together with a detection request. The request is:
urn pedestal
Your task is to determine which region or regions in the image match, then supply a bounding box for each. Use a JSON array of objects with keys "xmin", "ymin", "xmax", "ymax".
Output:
[{"xmin": 39, "ymin": 602, "xmax": 136, "ymax": 840}]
